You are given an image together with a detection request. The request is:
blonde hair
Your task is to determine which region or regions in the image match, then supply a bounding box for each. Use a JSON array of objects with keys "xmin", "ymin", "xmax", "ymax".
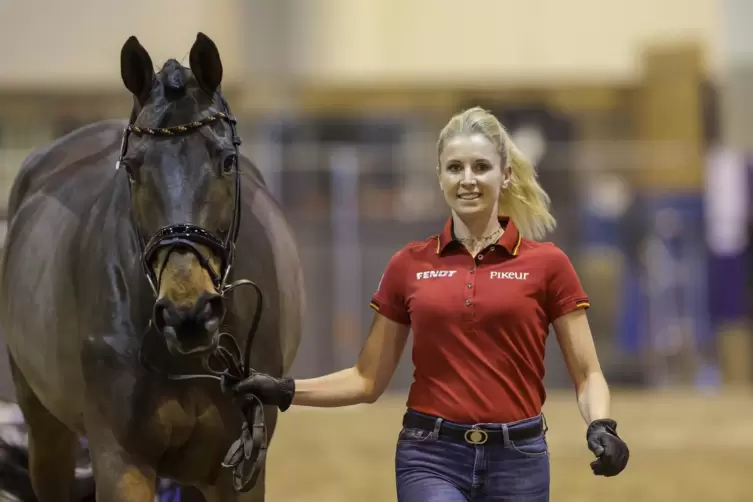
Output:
[{"xmin": 436, "ymin": 106, "xmax": 556, "ymax": 240}]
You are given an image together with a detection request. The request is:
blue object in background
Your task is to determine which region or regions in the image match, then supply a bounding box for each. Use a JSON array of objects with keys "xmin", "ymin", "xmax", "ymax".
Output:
[
  {"xmin": 157, "ymin": 479, "xmax": 182, "ymax": 502},
  {"xmin": 641, "ymin": 193, "xmax": 718, "ymax": 388}
]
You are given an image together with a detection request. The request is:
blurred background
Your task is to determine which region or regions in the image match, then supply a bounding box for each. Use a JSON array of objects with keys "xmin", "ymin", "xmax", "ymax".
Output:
[{"xmin": 1, "ymin": 0, "xmax": 753, "ymax": 501}]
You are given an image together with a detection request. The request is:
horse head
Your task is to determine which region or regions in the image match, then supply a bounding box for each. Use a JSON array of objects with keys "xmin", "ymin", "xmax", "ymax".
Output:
[{"xmin": 117, "ymin": 33, "xmax": 242, "ymax": 358}]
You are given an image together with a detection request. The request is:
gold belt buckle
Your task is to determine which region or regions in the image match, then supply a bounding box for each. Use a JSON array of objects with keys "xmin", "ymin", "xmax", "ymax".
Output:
[{"xmin": 464, "ymin": 427, "xmax": 489, "ymax": 445}]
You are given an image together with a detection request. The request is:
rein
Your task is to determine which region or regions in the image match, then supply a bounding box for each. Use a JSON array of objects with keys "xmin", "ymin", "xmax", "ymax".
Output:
[{"xmin": 118, "ymin": 100, "xmax": 268, "ymax": 492}]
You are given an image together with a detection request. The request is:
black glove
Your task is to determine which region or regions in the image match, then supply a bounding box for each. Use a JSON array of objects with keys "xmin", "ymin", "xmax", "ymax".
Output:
[
  {"xmin": 586, "ymin": 418, "xmax": 629, "ymax": 476},
  {"xmin": 221, "ymin": 372, "xmax": 295, "ymax": 412}
]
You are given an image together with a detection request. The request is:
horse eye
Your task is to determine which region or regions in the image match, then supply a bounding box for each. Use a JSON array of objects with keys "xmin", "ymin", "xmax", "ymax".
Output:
[
  {"xmin": 221, "ymin": 154, "xmax": 237, "ymax": 174},
  {"xmin": 120, "ymin": 161, "xmax": 137, "ymax": 182}
]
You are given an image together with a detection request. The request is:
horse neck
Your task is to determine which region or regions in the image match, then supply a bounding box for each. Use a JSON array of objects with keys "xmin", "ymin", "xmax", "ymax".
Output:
[
  {"xmin": 97, "ymin": 173, "xmax": 141, "ymax": 250},
  {"xmin": 83, "ymin": 173, "xmax": 152, "ymax": 301}
]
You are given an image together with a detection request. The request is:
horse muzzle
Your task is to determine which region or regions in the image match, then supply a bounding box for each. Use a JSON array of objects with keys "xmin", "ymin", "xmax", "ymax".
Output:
[{"xmin": 152, "ymin": 292, "xmax": 225, "ymax": 356}]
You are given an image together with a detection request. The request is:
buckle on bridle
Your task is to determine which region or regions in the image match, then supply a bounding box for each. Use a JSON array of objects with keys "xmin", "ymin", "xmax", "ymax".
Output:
[{"xmin": 464, "ymin": 428, "xmax": 489, "ymax": 445}]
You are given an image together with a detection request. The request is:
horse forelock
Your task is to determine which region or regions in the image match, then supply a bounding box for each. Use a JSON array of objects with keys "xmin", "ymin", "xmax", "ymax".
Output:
[
  {"xmin": 133, "ymin": 60, "xmax": 225, "ymax": 132},
  {"xmin": 159, "ymin": 59, "xmax": 189, "ymax": 94}
]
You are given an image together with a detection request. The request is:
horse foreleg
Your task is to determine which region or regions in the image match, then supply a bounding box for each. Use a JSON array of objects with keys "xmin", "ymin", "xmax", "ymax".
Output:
[
  {"xmin": 83, "ymin": 418, "xmax": 158, "ymax": 502},
  {"xmin": 87, "ymin": 445, "xmax": 157, "ymax": 501},
  {"xmin": 8, "ymin": 353, "xmax": 78, "ymax": 502}
]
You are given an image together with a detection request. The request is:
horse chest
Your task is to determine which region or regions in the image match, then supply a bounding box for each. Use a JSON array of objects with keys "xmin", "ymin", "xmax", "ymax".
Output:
[
  {"xmin": 146, "ymin": 393, "xmax": 233, "ymax": 446},
  {"xmin": 146, "ymin": 393, "xmax": 241, "ymax": 483},
  {"xmin": 152, "ymin": 398, "xmax": 200, "ymax": 447}
]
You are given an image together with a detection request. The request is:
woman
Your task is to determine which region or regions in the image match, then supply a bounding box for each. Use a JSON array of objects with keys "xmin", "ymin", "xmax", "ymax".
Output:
[{"xmin": 225, "ymin": 106, "xmax": 629, "ymax": 501}]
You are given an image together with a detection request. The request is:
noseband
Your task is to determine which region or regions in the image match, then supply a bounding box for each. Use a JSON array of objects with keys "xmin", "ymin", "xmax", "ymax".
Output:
[{"xmin": 116, "ymin": 101, "xmax": 267, "ymax": 493}]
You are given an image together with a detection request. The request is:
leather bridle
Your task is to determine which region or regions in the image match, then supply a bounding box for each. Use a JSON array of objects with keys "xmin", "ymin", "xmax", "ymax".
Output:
[
  {"xmin": 116, "ymin": 106, "xmax": 241, "ymax": 296},
  {"xmin": 116, "ymin": 96, "xmax": 267, "ymax": 493}
]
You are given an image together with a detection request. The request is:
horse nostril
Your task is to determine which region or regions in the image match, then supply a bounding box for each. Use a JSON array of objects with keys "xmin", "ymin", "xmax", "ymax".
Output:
[
  {"xmin": 153, "ymin": 299, "xmax": 169, "ymax": 332},
  {"xmin": 153, "ymin": 298, "xmax": 183, "ymax": 333},
  {"xmin": 152, "ymin": 295, "xmax": 224, "ymax": 336},
  {"xmin": 201, "ymin": 294, "xmax": 225, "ymax": 332}
]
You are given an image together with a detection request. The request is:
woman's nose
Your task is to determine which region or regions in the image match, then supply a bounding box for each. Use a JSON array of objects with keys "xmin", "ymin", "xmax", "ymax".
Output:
[{"xmin": 461, "ymin": 168, "xmax": 476, "ymax": 184}]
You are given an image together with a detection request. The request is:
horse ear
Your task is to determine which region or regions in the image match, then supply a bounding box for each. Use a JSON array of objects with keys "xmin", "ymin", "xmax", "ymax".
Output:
[
  {"xmin": 189, "ymin": 32, "xmax": 223, "ymax": 95},
  {"xmin": 120, "ymin": 36, "xmax": 155, "ymax": 105}
]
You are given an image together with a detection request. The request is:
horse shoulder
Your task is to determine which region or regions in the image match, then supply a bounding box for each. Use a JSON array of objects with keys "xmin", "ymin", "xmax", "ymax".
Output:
[{"xmin": 237, "ymin": 179, "xmax": 304, "ymax": 374}]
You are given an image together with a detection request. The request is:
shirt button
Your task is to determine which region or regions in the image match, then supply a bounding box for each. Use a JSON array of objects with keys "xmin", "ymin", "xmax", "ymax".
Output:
[
  {"xmin": 469, "ymin": 268, "xmax": 475, "ymax": 274},
  {"xmin": 467, "ymin": 283, "xmax": 472, "ymax": 288},
  {"xmin": 478, "ymin": 254, "xmax": 484, "ymax": 260},
  {"xmin": 490, "ymin": 246, "xmax": 496, "ymax": 251},
  {"xmin": 465, "ymin": 299, "xmax": 471, "ymax": 306}
]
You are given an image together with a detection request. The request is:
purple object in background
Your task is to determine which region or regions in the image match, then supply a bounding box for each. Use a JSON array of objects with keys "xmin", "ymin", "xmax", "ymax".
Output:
[{"xmin": 703, "ymin": 146, "xmax": 750, "ymax": 326}]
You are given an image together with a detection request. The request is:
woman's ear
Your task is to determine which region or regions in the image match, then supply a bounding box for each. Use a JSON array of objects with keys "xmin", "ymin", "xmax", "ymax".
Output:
[{"xmin": 502, "ymin": 164, "xmax": 512, "ymax": 189}]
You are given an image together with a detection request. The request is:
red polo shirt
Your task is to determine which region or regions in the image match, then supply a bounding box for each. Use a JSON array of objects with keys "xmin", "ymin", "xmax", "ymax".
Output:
[{"xmin": 370, "ymin": 217, "xmax": 590, "ymax": 424}]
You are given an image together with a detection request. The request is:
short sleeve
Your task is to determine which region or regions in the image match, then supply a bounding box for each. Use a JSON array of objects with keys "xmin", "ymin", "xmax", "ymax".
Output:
[
  {"xmin": 369, "ymin": 249, "xmax": 411, "ymax": 326},
  {"xmin": 545, "ymin": 247, "xmax": 590, "ymax": 323}
]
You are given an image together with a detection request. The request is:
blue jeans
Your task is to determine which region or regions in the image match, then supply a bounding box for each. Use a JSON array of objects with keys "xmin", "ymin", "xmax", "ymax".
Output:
[{"xmin": 395, "ymin": 410, "xmax": 550, "ymax": 501}]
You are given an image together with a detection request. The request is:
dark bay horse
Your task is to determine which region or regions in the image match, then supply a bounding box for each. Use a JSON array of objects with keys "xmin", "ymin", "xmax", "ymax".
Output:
[{"xmin": 0, "ymin": 33, "xmax": 304, "ymax": 501}]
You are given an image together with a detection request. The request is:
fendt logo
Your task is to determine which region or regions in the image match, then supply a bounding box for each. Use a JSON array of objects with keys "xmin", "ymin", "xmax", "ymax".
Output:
[{"xmin": 416, "ymin": 270, "xmax": 457, "ymax": 280}]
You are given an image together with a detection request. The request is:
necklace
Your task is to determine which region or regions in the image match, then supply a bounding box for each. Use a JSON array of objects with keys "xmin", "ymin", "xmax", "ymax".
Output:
[{"xmin": 456, "ymin": 227, "xmax": 503, "ymax": 249}]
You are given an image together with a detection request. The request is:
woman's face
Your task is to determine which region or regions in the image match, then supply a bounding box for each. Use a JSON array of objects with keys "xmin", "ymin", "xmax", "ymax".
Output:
[{"xmin": 437, "ymin": 133, "xmax": 509, "ymax": 218}]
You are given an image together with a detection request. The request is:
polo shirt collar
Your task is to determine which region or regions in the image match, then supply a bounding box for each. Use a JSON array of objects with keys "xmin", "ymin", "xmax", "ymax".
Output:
[{"xmin": 436, "ymin": 216, "xmax": 522, "ymax": 256}]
